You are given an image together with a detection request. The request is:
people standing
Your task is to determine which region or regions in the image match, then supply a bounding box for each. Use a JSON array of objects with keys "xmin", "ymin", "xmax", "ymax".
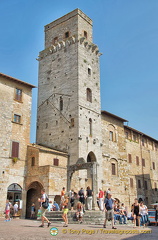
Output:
[
  {"xmin": 140, "ymin": 201, "xmax": 148, "ymax": 227},
  {"xmin": 132, "ymin": 198, "xmax": 141, "ymax": 228},
  {"xmin": 69, "ymin": 189, "xmax": 75, "ymax": 211},
  {"xmin": 78, "ymin": 188, "xmax": 85, "ymax": 211},
  {"xmin": 76, "ymin": 201, "xmax": 84, "ymax": 223},
  {"xmin": 30, "ymin": 203, "xmax": 36, "ymax": 219},
  {"xmin": 38, "ymin": 188, "xmax": 51, "ymax": 228},
  {"xmin": 98, "ymin": 188, "xmax": 104, "ymax": 211},
  {"xmin": 155, "ymin": 205, "xmax": 158, "ymax": 226},
  {"xmin": 13, "ymin": 202, "xmax": 18, "ymax": 216},
  {"xmin": 60, "ymin": 187, "xmax": 66, "ymax": 210},
  {"xmin": 103, "ymin": 193, "xmax": 116, "ymax": 229},
  {"xmin": 62, "ymin": 195, "xmax": 69, "ymax": 227},
  {"xmin": 86, "ymin": 186, "xmax": 93, "ymax": 210},
  {"xmin": 4, "ymin": 200, "xmax": 12, "ymax": 222}
]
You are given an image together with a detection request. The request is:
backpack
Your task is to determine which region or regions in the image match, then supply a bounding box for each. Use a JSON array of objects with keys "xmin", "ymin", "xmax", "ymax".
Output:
[{"xmin": 42, "ymin": 194, "xmax": 49, "ymax": 209}]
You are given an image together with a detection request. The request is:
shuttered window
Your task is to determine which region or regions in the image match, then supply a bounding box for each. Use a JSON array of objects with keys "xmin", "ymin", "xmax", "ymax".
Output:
[
  {"xmin": 136, "ymin": 156, "xmax": 139, "ymax": 166},
  {"xmin": 111, "ymin": 163, "xmax": 116, "ymax": 175},
  {"xmin": 128, "ymin": 154, "xmax": 132, "ymax": 163},
  {"xmin": 53, "ymin": 158, "xmax": 59, "ymax": 166},
  {"xmin": 130, "ymin": 178, "xmax": 133, "ymax": 188},
  {"xmin": 142, "ymin": 158, "xmax": 145, "ymax": 167},
  {"xmin": 11, "ymin": 141, "xmax": 19, "ymax": 158}
]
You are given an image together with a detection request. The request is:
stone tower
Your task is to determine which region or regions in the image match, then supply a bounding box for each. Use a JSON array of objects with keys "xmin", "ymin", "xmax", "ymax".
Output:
[{"xmin": 36, "ymin": 9, "xmax": 103, "ymax": 197}]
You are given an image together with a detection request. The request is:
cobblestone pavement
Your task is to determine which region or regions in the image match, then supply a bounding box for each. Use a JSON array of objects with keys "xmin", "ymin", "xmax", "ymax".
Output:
[{"xmin": 0, "ymin": 218, "xmax": 158, "ymax": 240}]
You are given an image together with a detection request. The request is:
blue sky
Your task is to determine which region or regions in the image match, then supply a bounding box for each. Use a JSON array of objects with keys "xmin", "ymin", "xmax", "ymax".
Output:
[{"xmin": 0, "ymin": 0, "xmax": 158, "ymax": 142}]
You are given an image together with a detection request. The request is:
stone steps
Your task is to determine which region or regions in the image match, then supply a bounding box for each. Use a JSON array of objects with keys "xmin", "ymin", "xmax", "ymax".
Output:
[{"xmin": 45, "ymin": 210, "xmax": 105, "ymax": 224}]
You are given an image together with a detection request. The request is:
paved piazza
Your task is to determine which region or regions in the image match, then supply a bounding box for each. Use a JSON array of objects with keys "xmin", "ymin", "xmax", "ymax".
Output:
[{"xmin": 0, "ymin": 218, "xmax": 157, "ymax": 240}]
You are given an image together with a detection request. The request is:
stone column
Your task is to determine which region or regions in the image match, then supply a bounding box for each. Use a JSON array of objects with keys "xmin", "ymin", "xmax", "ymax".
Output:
[
  {"xmin": 92, "ymin": 162, "xmax": 98, "ymax": 210},
  {"xmin": 67, "ymin": 168, "xmax": 73, "ymax": 192}
]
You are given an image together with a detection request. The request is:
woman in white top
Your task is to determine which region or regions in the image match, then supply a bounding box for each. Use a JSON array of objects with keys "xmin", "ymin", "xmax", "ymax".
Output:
[{"xmin": 140, "ymin": 201, "xmax": 148, "ymax": 227}]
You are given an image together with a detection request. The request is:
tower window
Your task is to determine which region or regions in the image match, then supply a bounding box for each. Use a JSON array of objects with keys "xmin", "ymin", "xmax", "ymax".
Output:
[
  {"xmin": 152, "ymin": 162, "xmax": 155, "ymax": 170},
  {"xmin": 111, "ymin": 163, "xmax": 116, "ymax": 175},
  {"xmin": 88, "ymin": 68, "xmax": 91, "ymax": 75},
  {"xmin": 60, "ymin": 97, "xmax": 63, "ymax": 111},
  {"xmin": 65, "ymin": 31, "xmax": 69, "ymax": 38},
  {"xmin": 87, "ymin": 88, "xmax": 92, "ymax": 102},
  {"xmin": 109, "ymin": 131, "xmax": 113, "ymax": 141},
  {"xmin": 89, "ymin": 118, "xmax": 92, "ymax": 136},
  {"xmin": 71, "ymin": 118, "xmax": 74, "ymax": 127},
  {"xmin": 54, "ymin": 37, "xmax": 58, "ymax": 44},
  {"xmin": 31, "ymin": 157, "xmax": 35, "ymax": 166},
  {"xmin": 84, "ymin": 31, "xmax": 87, "ymax": 39}
]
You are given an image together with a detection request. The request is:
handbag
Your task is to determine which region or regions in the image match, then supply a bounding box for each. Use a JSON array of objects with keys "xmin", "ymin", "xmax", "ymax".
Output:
[{"xmin": 42, "ymin": 195, "xmax": 49, "ymax": 209}]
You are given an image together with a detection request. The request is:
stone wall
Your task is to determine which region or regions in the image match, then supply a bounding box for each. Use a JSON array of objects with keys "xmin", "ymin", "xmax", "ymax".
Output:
[{"xmin": 0, "ymin": 74, "xmax": 33, "ymax": 217}]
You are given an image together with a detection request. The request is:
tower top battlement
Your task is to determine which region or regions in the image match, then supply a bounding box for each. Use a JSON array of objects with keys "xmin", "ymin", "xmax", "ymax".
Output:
[
  {"xmin": 45, "ymin": 8, "xmax": 92, "ymax": 31},
  {"xmin": 44, "ymin": 9, "xmax": 93, "ymax": 49}
]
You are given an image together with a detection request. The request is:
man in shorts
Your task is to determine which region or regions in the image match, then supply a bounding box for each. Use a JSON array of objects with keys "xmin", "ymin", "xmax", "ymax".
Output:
[
  {"xmin": 38, "ymin": 188, "xmax": 51, "ymax": 227},
  {"xmin": 103, "ymin": 193, "xmax": 116, "ymax": 229}
]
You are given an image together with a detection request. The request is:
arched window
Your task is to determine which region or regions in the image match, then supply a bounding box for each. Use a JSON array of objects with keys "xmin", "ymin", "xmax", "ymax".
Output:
[
  {"xmin": 60, "ymin": 97, "xmax": 63, "ymax": 111},
  {"xmin": 89, "ymin": 118, "xmax": 92, "ymax": 136},
  {"xmin": 111, "ymin": 158, "xmax": 118, "ymax": 176},
  {"xmin": 87, "ymin": 152, "xmax": 96, "ymax": 162},
  {"xmin": 87, "ymin": 88, "xmax": 92, "ymax": 102},
  {"xmin": 111, "ymin": 163, "xmax": 116, "ymax": 175},
  {"xmin": 108, "ymin": 124, "xmax": 116, "ymax": 142}
]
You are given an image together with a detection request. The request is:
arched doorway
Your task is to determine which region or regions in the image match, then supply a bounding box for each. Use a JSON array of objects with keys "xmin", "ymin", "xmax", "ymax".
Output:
[
  {"xmin": 7, "ymin": 183, "xmax": 22, "ymax": 205},
  {"xmin": 68, "ymin": 153, "xmax": 98, "ymax": 209},
  {"xmin": 26, "ymin": 181, "xmax": 43, "ymax": 219}
]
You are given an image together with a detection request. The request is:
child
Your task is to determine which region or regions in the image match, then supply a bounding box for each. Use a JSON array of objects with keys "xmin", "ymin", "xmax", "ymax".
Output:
[
  {"xmin": 30, "ymin": 203, "xmax": 36, "ymax": 219},
  {"xmin": 76, "ymin": 202, "xmax": 84, "ymax": 223}
]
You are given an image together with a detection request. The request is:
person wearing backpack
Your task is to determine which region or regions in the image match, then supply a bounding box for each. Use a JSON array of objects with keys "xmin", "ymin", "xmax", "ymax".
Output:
[{"xmin": 38, "ymin": 188, "xmax": 51, "ymax": 228}]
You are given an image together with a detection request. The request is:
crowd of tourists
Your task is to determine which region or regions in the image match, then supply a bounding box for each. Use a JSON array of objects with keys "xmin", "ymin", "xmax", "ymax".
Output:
[
  {"xmin": 4, "ymin": 186, "xmax": 158, "ymax": 229},
  {"xmin": 37, "ymin": 187, "xmax": 158, "ymax": 228}
]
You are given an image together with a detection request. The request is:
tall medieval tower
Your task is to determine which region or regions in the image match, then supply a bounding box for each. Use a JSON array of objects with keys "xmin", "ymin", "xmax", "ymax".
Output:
[{"xmin": 36, "ymin": 9, "xmax": 103, "ymax": 194}]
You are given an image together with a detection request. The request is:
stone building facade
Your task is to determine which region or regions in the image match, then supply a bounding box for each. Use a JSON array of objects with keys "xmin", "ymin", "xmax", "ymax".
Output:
[
  {"xmin": 25, "ymin": 144, "xmax": 68, "ymax": 218},
  {"xmin": 0, "ymin": 73, "xmax": 35, "ymax": 216},
  {"xmin": 101, "ymin": 111, "xmax": 158, "ymax": 208}
]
